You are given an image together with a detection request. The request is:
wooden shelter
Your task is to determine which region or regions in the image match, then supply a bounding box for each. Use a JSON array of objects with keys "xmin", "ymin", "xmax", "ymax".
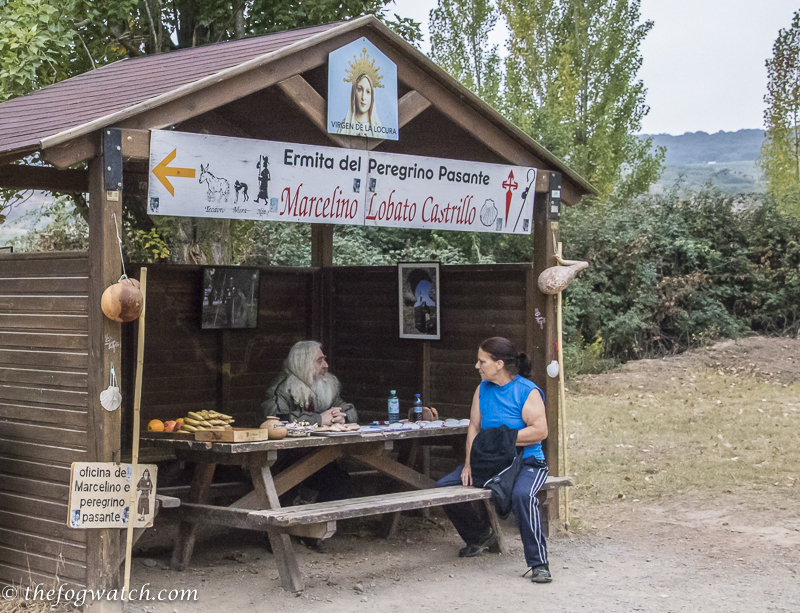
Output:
[{"xmin": 0, "ymin": 15, "xmax": 594, "ymax": 601}]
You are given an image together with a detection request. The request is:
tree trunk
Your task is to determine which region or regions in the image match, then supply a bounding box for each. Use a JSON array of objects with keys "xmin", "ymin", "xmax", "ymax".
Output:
[{"xmin": 174, "ymin": 218, "xmax": 232, "ymax": 265}]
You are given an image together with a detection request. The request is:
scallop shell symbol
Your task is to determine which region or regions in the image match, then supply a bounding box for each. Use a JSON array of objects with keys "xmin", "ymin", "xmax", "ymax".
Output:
[
  {"xmin": 100, "ymin": 363, "xmax": 122, "ymax": 411},
  {"xmin": 480, "ymin": 199, "xmax": 498, "ymax": 227}
]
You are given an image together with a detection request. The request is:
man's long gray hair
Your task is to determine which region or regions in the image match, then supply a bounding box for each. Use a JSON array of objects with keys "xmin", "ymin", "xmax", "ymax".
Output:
[{"xmin": 283, "ymin": 341, "xmax": 340, "ymax": 410}]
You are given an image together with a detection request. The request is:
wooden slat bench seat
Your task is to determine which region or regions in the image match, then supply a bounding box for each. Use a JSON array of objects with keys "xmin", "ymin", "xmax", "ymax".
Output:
[
  {"xmin": 252, "ymin": 486, "xmax": 491, "ymax": 526},
  {"xmin": 175, "ymin": 476, "xmax": 573, "ymax": 530}
]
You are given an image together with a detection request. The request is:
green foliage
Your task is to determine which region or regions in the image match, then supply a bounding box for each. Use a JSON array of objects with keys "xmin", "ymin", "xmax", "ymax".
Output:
[
  {"xmin": 562, "ymin": 189, "xmax": 800, "ymax": 367},
  {"xmin": 500, "ymin": 0, "xmax": 663, "ymax": 197},
  {"xmin": 429, "ymin": 0, "xmax": 502, "ymax": 108},
  {"xmin": 759, "ymin": 10, "xmax": 800, "ymax": 217},
  {"xmin": 10, "ymin": 196, "xmax": 88, "ymax": 251},
  {"xmin": 0, "ymin": 0, "xmax": 78, "ymax": 100},
  {"xmin": 129, "ymin": 227, "xmax": 171, "ymax": 262}
]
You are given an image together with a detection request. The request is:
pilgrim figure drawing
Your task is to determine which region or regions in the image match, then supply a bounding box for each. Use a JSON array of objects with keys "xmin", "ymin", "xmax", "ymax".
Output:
[{"xmin": 338, "ymin": 47, "xmax": 383, "ymax": 138}]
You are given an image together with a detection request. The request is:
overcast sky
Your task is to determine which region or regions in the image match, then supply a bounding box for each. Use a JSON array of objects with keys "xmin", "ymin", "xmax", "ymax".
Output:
[{"xmin": 391, "ymin": 0, "xmax": 798, "ymax": 136}]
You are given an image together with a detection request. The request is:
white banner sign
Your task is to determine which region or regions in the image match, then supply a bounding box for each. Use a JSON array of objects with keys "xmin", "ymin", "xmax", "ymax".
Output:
[
  {"xmin": 364, "ymin": 152, "xmax": 536, "ymax": 234},
  {"xmin": 147, "ymin": 130, "xmax": 536, "ymax": 234},
  {"xmin": 68, "ymin": 463, "xmax": 157, "ymax": 529},
  {"xmin": 148, "ymin": 131, "xmax": 367, "ymax": 225}
]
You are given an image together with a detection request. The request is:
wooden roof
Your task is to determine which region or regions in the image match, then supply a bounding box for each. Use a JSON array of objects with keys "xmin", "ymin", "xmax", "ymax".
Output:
[
  {"xmin": 0, "ymin": 16, "xmax": 595, "ymax": 199},
  {"xmin": 0, "ymin": 22, "xmax": 338, "ymax": 156}
]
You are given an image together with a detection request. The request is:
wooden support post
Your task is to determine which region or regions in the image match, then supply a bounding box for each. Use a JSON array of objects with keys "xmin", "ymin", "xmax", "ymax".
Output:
[
  {"xmin": 85, "ymin": 142, "xmax": 123, "ymax": 609},
  {"xmin": 170, "ymin": 462, "xmax": 217, "ymax": 571},
  {"xmin": 311, "ymin": 225, "xmax": 334, "ymax": 358},
  {"xmin": 219, "ymin": 329, "xmax": 231, "ymax": 414},
  {"xmin": 529, "ymin": 178, "xmax": 560, "ymax": 534},
  {"xmin": 249, "ymin": 454, "xmax": 304, "ymax": 593},
  {"xmin": 311, "ymin": 225, "xmax": 334, "ymax": 268}
]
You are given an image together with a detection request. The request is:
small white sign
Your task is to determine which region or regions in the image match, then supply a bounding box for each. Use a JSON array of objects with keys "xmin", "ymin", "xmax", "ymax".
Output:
[
  {"xmin": 365, "ymin": 152, "xmax": 536, "ymax": 234},
  {"xmin": 68, "ymin": 463, "xmax": 157, "ymax": 529}
]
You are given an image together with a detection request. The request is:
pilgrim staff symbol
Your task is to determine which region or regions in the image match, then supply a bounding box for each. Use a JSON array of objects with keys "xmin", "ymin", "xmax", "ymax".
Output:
[
  {"xmin": 136, "ymin": 468, "xmax": 153, "ymax": 521},
  {"xmin": 502, "ymin": 171, "xmax": 519, "ymax": 228},
  {"xmin": 513, "ymin": 169, "xmax": 537, "ymax": 232}
]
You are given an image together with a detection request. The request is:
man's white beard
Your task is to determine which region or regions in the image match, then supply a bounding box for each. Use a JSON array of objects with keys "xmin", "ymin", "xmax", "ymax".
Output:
[{"xmin": 285, "ymin": 371, "xmax": 340, "ymax": 411}]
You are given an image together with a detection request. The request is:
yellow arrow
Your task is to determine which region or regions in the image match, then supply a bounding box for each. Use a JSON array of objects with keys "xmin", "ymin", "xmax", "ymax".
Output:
[{"xmin": 152, "ymin": 149, "xmax": 196, "ymax": 196}]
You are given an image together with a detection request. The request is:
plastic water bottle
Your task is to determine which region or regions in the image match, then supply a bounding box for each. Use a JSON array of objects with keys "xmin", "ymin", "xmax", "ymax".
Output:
[
  {"xmin": 388, "ymin": 390, "xmax": 400, "ymax": 424},
  {"xmin": 412, "ymin": 394, "xmax": 423, "ymax": 422}
]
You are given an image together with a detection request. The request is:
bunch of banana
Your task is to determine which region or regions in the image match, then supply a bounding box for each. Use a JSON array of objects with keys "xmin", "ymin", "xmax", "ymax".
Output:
[{"xmin": 179, "ymin": 410, "xmax": 235, "ymax": 433}]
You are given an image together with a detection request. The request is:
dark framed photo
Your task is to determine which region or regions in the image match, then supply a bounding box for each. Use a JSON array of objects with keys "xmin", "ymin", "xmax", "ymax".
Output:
[
  {"xmin": 398, "ymin": 262, "xmax": 440, "ymax": 340},
  {"xmin": 201, "ymin": 267, "xmax": 259, "ymax": 329}
]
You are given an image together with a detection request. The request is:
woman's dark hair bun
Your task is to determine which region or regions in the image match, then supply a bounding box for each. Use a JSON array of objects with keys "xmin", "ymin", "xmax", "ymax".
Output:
[
  {"xmin": 516, "ymin": 351, "xmax": 532, "ymax": 378},
  {"xmin": 479, "ymin": 337, "xmax": 531, "ymax": 379}
]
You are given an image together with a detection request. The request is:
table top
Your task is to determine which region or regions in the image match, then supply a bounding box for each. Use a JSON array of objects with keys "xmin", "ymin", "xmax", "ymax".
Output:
[{"xmin": 141, "ymin": 425, "xmax": 469, "ymax": 454}]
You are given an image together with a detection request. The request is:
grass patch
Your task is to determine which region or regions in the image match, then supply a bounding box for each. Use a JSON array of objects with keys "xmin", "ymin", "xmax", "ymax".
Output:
[{"xmin": 567, "ymin": 368, "xmax": 800, "ymax": 510}]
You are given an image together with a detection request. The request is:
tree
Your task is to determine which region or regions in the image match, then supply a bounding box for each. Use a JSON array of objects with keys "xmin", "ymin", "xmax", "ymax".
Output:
[
  {"xmin": 0, "ymin": 0, "xmax": 78, "ymax": 101},
  {"xmin": 429, "ymin": 0, "xmax": 502, "ymax": 109},
  {"xmin": 760, "ymin": 10, "xmax": 800, "ymax": 217},
  {"xmin": 499, "ymin": 0, "xmax": 662, "ymax": 197}
]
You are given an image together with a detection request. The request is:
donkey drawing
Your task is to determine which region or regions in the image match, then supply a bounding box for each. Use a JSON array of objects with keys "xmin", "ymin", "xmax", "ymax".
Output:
[{"xmin": 199, "ymin": 164, "xmax": 230, "ymax": 203}]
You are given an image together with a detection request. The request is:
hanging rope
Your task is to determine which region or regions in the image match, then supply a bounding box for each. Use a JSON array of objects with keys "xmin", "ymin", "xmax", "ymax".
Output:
[{"xmin": 113, "ymin": 213, "xmax": 127, "ymax": 281}]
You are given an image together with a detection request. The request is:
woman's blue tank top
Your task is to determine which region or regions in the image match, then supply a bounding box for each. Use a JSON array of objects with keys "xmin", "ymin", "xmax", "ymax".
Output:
[{"xmin": 479, "ymin": 375, "xmax": 545, "ymax": 461}]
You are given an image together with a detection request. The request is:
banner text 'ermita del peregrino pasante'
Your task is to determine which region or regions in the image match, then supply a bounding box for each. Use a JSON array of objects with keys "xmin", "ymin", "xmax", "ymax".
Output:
[{"xmin": 147, "ymin": 130, "xmax": 536, "ymax": 235}]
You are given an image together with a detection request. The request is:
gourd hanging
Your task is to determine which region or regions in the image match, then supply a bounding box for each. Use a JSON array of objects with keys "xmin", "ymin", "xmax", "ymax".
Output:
[
  {"xmin": 101, "ymin": 278, "xmax": 144, "ymax": 322},
  {"xmin": 537, "ymin": 255, "xmax": 589, "ymax": 295},
  {"xmin": 101, "ymin": 213, "xmax": 144, "ymax": 322}
]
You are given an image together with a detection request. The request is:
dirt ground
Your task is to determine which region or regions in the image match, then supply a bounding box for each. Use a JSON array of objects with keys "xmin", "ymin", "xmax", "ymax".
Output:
[{"xmin": 121, "ymin": 337, "xmax": 799, "ymax": 613}]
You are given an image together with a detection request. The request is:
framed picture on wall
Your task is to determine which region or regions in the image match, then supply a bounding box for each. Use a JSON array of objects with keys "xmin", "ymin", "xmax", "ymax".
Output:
[
  {"xmin": 398, "ymin": 262, "xmax": 440, "ymax": 340},
  {"xmin": 201, "ymin": 266, "xmax": 260, "ymax": 329}
]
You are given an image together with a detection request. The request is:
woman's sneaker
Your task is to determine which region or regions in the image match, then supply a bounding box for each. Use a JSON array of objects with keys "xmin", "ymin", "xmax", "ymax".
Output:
[
  {"xmin": 528, "ymin": 564, "xmax": 552, "ymax": 583},
  {"xmin": 458, "ymin": 527, "xmax": 498, "ymax": 558}
]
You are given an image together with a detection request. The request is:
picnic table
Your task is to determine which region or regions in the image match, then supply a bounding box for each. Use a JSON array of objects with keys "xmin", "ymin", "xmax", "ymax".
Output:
[{"xmin": 142, "ymin": 426, "xmax": 571, "ymax": 592}]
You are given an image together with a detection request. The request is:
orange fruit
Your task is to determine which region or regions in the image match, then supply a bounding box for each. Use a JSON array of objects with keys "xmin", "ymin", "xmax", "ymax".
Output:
[
  {"xmin": 176, "ymin": 417, "xmax": 185, "ymax": 427},
  {"xmin": 147, "ymin": 419, "xmax": 165, "ymax": 432}
]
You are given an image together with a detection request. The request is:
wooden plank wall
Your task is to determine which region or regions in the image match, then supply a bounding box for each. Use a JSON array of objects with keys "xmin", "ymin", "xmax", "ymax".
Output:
[
  {"xmin": 124, "ymin": 265, "xmax": 315, "ymax": 433},
  {"xmin": 0, "ymin": 252, "xmax": 90, "ymax": 589},
  {"xmin": 329, "ymin": 265, "xmax": 530, "ymax": 424}
]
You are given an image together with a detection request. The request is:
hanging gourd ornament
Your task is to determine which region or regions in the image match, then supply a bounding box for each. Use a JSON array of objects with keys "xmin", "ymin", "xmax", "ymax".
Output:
[
  {"xmin": 101, "ymin": 277, "xmax": 143, "ymax": 322},
  {"xmin": 537, "ymin": 256, "xmax": 590, "ymax": 295}
]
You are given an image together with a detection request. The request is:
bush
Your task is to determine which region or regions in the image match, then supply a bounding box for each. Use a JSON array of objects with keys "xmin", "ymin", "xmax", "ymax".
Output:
[{"xmin": 561, "ymin": 187, "xmax": 800, "ymax": 365}]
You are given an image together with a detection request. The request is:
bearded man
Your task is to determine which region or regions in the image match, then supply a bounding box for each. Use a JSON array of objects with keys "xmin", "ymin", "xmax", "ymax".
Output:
[{"xmin": 261, "ymin": 341, "xmax": 357, "ymax": 426}]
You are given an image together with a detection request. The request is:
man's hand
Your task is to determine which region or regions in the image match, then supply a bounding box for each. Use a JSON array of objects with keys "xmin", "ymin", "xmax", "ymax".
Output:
[
  {"xmin": 320, "ymin": 408, "xmax": 335, "ymax": 426},
  {"xmin": 461, "ymin": 464, "xmax": 473, "ymax": 486},
  {"xmin": 320, "ymin": 407, "xmax": 346, "ymax": 426},
  {"xmin": 330, "ymin": 407, "xmax": 346, "ymax": 424}
]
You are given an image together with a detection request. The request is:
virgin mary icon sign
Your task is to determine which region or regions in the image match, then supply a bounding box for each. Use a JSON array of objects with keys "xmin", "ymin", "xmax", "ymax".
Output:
[{"xmin": 328, "ymin": 38, "xmax": 399, "ymax": 141}]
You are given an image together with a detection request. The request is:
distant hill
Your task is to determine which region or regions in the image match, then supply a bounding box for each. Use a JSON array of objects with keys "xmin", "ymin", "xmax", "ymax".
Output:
[
  {"xmin": 638, "ymin": 129, "xmax": 766, "ymax": 194},
  {"xmin": 641, "ymin": 129, "xmax": 764, "ymax": 165}
]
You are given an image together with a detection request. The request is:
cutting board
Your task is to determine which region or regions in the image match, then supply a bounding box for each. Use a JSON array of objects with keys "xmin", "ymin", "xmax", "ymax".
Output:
[{"xmin": 194, "ymin": 428, "xmax": 270, "ymax": 442}]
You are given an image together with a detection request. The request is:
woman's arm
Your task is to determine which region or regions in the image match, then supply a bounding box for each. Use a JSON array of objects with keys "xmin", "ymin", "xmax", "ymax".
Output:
[
  {"xmin": 516, "ymin": 389, "xmax": 548, "ymax": 446},
  {"xmin": 461, "ymin": 386, "xmax": 482, "ymax": 486}
]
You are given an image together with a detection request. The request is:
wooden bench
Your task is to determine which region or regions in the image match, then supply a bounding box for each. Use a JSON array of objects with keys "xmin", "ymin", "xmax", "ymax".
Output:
[
  {"xmin": 176, "ymin": 477, "xmax": 572, "ymax": 562},
  {"xmin": 248, "ymin": 477, "xmax": 571, "ymax": 527}
]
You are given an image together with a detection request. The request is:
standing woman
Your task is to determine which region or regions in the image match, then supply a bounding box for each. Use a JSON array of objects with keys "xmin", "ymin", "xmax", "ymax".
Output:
[{"xmin": 436, "ymin": 336, "xmax": 552, "ymax": 583}]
